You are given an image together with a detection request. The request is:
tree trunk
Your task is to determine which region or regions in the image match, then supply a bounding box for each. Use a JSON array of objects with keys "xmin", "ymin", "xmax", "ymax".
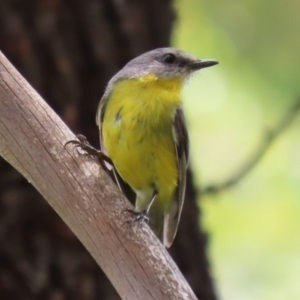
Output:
[{"xmin": 0, "ymin": 1, "xmax": 216, "ymax": 299}]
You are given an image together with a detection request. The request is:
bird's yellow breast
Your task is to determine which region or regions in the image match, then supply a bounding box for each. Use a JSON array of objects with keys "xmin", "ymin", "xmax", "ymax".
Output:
[{"xmin": 102, "ymin": 74, "xmax": 182, "ymax": 210}]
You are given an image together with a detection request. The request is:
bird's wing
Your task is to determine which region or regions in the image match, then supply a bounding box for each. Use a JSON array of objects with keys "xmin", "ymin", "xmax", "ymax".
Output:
[
  {"xmin": 96, "ymin": 96, "xmax": 111, "ymax": 169},
  {"xmin": 163, "ymin": 108, "xmax": 189, "ymax": 248},
  {"xmin": 96, "ymin": 95, "xmax": 124, "ymax": 191},
  {"xmin": 96, "ymin": 93, "xmax": 137, "ymax": 204}
]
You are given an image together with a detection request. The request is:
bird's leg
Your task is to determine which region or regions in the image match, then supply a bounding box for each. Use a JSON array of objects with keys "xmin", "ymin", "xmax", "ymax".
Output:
[
  {"xmin": 65, "ymin": 134, "xmax": 112, "ymax": 170},
  {"xmin": 123, "ymin": 192, "xmax": 157, "ymax": 224},
  {"xmin": 145, "ymin": 192, "xmax": 157, "ymax": 215}
]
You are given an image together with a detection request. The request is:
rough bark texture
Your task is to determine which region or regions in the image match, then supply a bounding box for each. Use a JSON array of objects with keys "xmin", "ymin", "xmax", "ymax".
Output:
[{"xmin": 0, "ymin": 1, "xmax": 216, "ymax": 299}]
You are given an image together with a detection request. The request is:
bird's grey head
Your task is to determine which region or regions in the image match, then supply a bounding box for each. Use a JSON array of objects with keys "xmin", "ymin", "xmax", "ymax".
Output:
[{"xmin": 115, "ymin": 47, "xmax": 218, "ymax": 81}]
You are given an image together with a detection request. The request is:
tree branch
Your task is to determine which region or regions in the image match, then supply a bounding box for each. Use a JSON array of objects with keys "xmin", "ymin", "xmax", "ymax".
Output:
[
  {"xmin": 201, "ymin": 98, "xmax": 300, "ymax": 195},
  {"xmin": 0, "ymin": 51, "xmax": 197, "ymax": 300}
]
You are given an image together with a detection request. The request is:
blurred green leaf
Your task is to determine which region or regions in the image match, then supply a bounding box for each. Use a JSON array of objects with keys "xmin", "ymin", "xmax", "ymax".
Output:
[{"xmin": 173, "ymin": 0, "xmax": 300, "ymax": 298}]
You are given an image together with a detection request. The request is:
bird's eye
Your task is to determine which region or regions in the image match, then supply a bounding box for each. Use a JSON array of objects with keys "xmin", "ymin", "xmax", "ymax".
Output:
[{"xmin": 162, "ymin": 53, "xmax": 176, "ymax": 64}]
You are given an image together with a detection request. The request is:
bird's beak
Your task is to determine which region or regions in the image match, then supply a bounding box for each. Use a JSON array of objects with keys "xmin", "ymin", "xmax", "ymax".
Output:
[{"xmin": 188, "ymin": 59, "xmax": 219, "ymax": 71}]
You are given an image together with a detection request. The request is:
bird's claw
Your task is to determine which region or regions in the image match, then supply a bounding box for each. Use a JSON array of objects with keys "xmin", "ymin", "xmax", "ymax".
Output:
[
  {"xmin": 65, "ymin": 134, "xmax": 99, "ymax": 156},
  {"xmin": 122, "ymin": 209, "xmax": 149, "ymax": 227},
  {"xmin": 64, "ymin": 134, "xmax": 112, "ymax": 169}
]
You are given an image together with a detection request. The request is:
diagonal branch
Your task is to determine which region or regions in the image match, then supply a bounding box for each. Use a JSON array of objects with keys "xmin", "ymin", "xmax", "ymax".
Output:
[
  {"xmin": 201, "ymin": 98, "xmax": 300, "ymax": 195},
  {"xmin": 0, "ymin": 51, "xmax": 197, "ymax": 300}
]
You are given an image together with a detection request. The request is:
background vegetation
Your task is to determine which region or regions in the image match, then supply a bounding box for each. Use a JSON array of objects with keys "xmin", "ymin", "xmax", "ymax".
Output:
[{"xmin": 174, "ymin": 0, "xmax": 300, "ymax": 299}]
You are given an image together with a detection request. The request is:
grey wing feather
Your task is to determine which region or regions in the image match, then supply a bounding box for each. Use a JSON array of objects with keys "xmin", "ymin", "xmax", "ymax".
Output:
[{"xmin": 163, "ymin": 108, "xmax": 189, "ymax": 248}]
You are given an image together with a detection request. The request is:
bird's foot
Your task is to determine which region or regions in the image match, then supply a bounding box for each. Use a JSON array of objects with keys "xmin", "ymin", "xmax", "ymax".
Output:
[
  {"xmin": 122, "ymin": 209, "xmax": 149, "ymax": 226},
  {"xmin": 64, "ymin": 134, "xmax": 112, "ymax": 169}
]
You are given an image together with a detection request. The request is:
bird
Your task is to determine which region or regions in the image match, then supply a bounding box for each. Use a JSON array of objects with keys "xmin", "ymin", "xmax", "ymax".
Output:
[
  {"xmin": 68, "ymin": 48, "xmax": 218, "ymax": 247},
  {"xmin": 96, "ymin": 48, "xmax": 218, "ymax": 247}
]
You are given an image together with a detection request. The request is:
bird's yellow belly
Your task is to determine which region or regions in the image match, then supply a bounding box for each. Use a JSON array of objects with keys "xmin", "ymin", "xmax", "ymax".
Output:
[
  {"xmin": 103, "ymin": 118, "xmax": 178, "ymax": 210},
  {"xmin": 101, "ymin": 76, "xmax": 182, "ymax": 211}
]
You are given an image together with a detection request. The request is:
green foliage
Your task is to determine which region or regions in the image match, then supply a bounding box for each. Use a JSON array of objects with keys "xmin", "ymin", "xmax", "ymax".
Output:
[{"xmin": 173, "ymin": 0, "xmax": 300, "ymax": 298}]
